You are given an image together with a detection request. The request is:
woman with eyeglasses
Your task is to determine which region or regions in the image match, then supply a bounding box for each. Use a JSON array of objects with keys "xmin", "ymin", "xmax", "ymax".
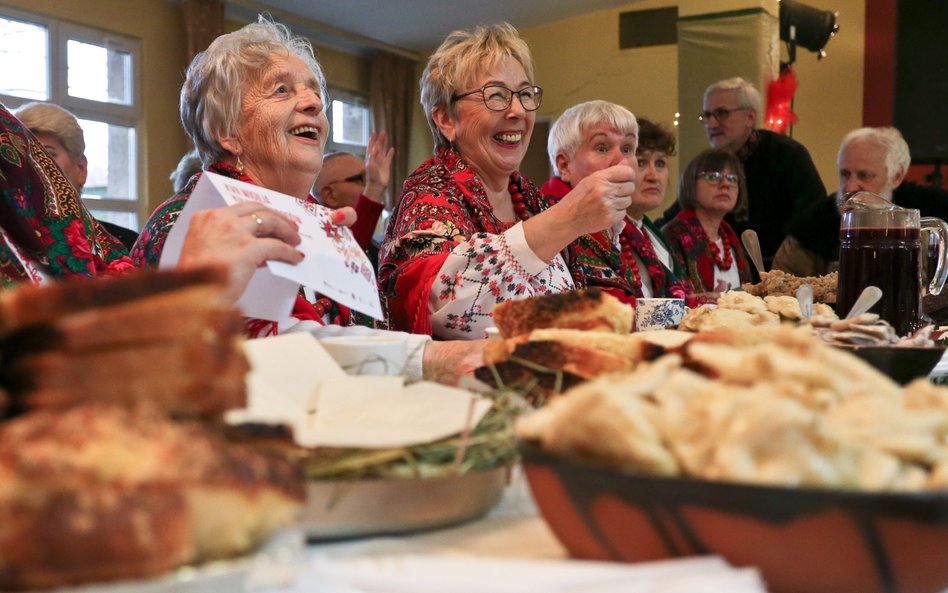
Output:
[
  {"xmin": 661, "ymin": 148, "xmax": 754, "ymax": 295},
  {"xmin": 379, "ymin": 23, "xmax": 635, "ymax": 339}
]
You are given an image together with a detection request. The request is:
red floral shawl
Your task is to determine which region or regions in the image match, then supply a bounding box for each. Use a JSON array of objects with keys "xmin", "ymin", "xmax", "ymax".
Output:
[
  {"xmin": 379, "ymin": 147, "xmax": 557, "ymax": 334},
  {"xmin": 661, "ymin": 208, "xmax": 753, "ymax": 292},
  {"xmin": 0, "ymin": 104, "xmax": 133, "ymax": 288}
]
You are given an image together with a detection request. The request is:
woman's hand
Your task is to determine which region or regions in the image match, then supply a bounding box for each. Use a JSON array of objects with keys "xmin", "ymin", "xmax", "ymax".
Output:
[
  {"xmin": 422, "ymin": 339, "xmax": 486, "ymax": 386},
  {"xmin": 524, "ymin": 164, "xmax": 636, "ymax": 262},
  {"xmin": 177, "ymin": 202, "xmax": 303, "ymax": 304}
]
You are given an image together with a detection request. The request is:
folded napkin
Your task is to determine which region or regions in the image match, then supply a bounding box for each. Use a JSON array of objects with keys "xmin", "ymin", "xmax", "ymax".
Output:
[{"xmin": 275, "ymin": 554, "xmax": 768, "ymax": 593}]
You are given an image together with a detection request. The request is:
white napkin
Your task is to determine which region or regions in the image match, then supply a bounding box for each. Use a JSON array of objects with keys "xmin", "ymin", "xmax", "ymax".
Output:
[{"xmin": 277, "ymin": 554, "xmax": 768, "ymax": 593}]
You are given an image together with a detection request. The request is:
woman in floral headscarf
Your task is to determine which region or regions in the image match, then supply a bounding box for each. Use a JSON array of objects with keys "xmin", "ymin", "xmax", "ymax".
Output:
[
  {"xmin": 662, "ymin": 148, "xmax": 753, "ymax": 295},
  {"xmin": 0, "ymin": 104, "xmax": 134, "ymax": 287}
]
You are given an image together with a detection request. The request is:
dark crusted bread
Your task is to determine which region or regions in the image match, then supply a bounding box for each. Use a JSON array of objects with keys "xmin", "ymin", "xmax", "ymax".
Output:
[
  {"xmin": 0, "ymin": 266, "xmax": 229, "ymax": 335},
  {"xmin": 0, "ymin": 403, "xmax": 303, "ymax": 590},
  {"xmin": 491, "ymin": 288, "xmax": 633, "ymax": 338}
]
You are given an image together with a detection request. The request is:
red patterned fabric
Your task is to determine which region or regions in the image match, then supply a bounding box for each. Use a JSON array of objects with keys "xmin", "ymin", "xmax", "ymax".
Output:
[
  {"xmin": 379, "ymin": 147, "xmax": 574, "ymax": 336},
  {"xmin": 661, "ymin": 208, "xmax": 753, "ymax": 293},
  {"xmin": 0, "ymin": 104, "xmax": 133, "ymax": 288}
]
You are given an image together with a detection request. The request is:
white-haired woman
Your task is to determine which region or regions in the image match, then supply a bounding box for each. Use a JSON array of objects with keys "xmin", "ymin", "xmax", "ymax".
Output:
[
  {"xmin": 379, "ymin": 23, "xmax": 635, "ymax": 339},
  {"xmin": 133, "ymin": 17, "xmax": 483, "ymax": 382},
  {"xmin": 542, "ymin": 103, "xmax": 689, "ymax": 306}
]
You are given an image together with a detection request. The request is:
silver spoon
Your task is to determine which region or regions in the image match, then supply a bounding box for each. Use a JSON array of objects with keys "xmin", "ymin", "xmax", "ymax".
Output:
[
  {"xmin": 741, "ymin": 229, "xmax": 766, "ymax": 277},
  {"xmin": 845, "ymin": 285, "xmax": 883, "ymax": 320},
  {"xmin": 795, "ymin": 283, "xmax": 813, "ymax": 320}
]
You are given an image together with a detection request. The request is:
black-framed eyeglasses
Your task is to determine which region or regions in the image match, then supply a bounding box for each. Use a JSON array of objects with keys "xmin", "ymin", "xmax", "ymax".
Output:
[
  {"xmin": 329, "ymin": 172, "xmax": 365, "ymax": 185},
  {"xmin": 698, "ymin": 106, "xmax": 749, "ymax": 123},
  {"xmin": 698, "ymin": 170, "xmax": 741, "ymax": 184},
  {"xmin": 451, "ymin": 84, "xmax": 543, "ymax": 112}
]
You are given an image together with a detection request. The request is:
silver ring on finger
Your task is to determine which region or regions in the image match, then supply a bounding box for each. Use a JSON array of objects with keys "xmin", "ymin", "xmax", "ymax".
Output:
[{"xmin": 252, "ymin": 213, "xmax": 264, "ymax": 236}]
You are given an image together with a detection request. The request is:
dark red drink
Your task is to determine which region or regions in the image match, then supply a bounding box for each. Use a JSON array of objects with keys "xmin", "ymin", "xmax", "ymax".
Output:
[{"xmin": 837, "ymin": 226, "xmax": 921, "ymax": 336}]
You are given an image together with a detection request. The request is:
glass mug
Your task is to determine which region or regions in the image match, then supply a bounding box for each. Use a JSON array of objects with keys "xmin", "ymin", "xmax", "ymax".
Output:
[{"xmin": 837, "ymin": 193, "xmax": 948, "ymax": 336}]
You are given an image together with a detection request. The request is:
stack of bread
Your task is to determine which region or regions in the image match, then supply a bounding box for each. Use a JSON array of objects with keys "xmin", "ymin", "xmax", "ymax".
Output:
[
  {"xmin": 0, "ymin": 267, "xmax": 248, "ymax": 417},
  {"xmin": 0, "ymin": 268, "xmax": 304, "ymax": 590},
  {"xmin": 480, "ymin": 289, "xmax": 692, "ymax": 402}
]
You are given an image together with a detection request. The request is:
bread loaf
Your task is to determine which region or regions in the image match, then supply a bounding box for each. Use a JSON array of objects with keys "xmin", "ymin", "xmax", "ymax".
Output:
[
  {"xmin": 492, "ymin": 288, "xmax": 633, "ymax": 338},
  {"xmin": 0, "ymin": 403, "xmax": 303, "ymax": 589}
]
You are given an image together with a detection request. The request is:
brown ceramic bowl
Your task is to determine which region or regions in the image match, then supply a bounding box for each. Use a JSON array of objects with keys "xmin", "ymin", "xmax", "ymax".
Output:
[
  {"xmin": 834, "ymin": 345, "xmax": 946, "ymax": 385},
  {"xmin": 520, "ymin": 440, "xmax": 948, "ymax": 593}
]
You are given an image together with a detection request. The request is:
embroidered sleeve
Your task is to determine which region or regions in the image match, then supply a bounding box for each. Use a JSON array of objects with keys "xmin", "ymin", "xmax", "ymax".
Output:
[{"xmin": 428, "ymin": 224, "xmax": 574, "ymax": 339}]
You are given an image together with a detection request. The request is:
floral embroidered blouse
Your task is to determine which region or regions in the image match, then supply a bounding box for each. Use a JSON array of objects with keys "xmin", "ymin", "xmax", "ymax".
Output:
[
  {"xmin": 379, "ymin": 148, "xmax": 576, "ymax": 339},
  {"xmin": 131, "ymin": 162, "xmax": 354, "ymax": 337},
  {"xmin": 0, "ymin": 104, "xmax": 134, "ymax": 289},
  {"xmin": 661, "ymin": 208, "xmax": 753, "ymax": 293},
  {"xmin": 540, "ymin": 176, "xmax": 690, "ymax": 307}
]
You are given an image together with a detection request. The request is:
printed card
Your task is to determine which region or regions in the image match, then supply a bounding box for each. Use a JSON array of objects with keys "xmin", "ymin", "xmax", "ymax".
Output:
[{"xmin": 159, "ymin": 171, "xmax": 383, "ymax": 321}]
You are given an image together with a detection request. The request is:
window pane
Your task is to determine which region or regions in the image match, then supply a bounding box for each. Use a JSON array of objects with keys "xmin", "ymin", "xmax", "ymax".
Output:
[
  {"xmin": 67, "ymin": 39, "xmax": 132, "ymax": 105},
  {"xmin": 88, "ymin": 209, "xmax": 138, "ymax": 233},
  {"xmin": 79, "ymin": 118, "xmax": 135, "ymax": 200},
  {"xmin": 0, "ymin": 17, "xmax": 48, "ymax": 100},
  {"xmin": 331, "ymin": 99, "xmax": 370, "ymax": 146}
]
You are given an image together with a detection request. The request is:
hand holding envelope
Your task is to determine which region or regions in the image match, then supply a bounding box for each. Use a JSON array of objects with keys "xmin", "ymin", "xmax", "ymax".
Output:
[{"xmin": 160, "ymin": 172, "xmax": 383, "ymax": 322}]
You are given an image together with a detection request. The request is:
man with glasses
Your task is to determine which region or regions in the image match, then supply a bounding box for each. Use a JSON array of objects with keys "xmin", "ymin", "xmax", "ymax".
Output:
[
  {"xmin": 313, "ymin": 131, "xmax": 394, "ymax": 266},
  {"xmin": 660, "ymin": 77, "xmax": 826, "ymax": 266}
]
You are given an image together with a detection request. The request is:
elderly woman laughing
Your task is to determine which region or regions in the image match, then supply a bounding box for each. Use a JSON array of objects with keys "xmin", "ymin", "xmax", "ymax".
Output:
[{"xmin": 379, "ymin": 23, "xmax": 635, "ymax": 339}]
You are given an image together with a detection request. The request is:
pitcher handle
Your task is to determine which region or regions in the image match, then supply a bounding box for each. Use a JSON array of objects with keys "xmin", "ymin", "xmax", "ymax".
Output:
[{"xmin": 921, "ymin": 217, "xmax": 948, "ymax": 295}]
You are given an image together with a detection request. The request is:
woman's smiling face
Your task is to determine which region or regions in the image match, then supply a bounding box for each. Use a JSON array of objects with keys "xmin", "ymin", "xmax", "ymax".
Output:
[
  {"xmin": 227, "ymin": 52, "xmax": 328, "ymax": 197},
  {"xmin": 434, "ymin": 55, "xmax": 535, "ymax": 188}
]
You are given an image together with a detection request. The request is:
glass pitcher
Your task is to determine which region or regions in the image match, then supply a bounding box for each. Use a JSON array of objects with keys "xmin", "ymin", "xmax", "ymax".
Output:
[{"xmin": 837, "ymin": 192, "xmax": 948, "ymax": 336}]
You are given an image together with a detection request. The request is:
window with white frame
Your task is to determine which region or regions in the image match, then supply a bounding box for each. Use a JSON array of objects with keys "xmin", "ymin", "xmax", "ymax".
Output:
[
  {"xmin": 326, "ymin": 88, "xmax": 371, "ymax": 157},
  {"xmin": 0, "ymin": 8, "xmax": 140, "ymax": 230}
]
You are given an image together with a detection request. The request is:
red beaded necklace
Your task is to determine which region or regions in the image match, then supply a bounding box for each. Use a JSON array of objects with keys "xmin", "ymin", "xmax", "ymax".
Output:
[
  {"xmin": 508, "ymin": 173, "xmax": 530, "ymax": 221},
  {"xmin": 617, "ymin": 220, "xmax": 648, "ymax": 292},
  {"xmin": 706, "ymin": 230, "xmax": 734, "ymax": 271},
  {"xmin": 312, "ymin": 297, "xmax": 335, "ymax": 320}
]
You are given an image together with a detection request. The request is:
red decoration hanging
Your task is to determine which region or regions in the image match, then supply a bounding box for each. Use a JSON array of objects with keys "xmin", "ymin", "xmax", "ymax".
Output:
[{"xmin": 765, "ymin": 66, "xmax": 799, "ymax": 134}]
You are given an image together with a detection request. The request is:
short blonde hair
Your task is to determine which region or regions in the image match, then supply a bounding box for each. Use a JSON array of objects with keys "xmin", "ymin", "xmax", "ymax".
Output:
[
  {"xmin": 547, "ymin": 100, "xmax": 638, "ymax": 174},
  {"xmin": 420, "ymin": 22, "xmax": 535, "ymax": 152},
  {"xmin": 180, "ymin": 15, "xmax": 327, "ymax": 166}
]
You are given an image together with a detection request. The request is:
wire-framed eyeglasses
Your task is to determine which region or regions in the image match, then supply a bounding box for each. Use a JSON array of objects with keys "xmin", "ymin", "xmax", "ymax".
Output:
[
  {"xmin": 452, "ymin": 84, "xmax": 543, "ymax": 112},
  {"xmin": 698, "ymin": 106, "xmax": 749, "ymax": 123},
  {"xmin": 698, "ymin": 171, "xmax": 741, "ymax": 184}
]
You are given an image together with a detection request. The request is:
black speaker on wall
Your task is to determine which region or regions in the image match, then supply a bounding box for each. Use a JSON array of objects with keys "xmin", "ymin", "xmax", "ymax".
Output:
[{"xmin": 893, "ymin": 0, "xmax": 948, "ymax": 163}]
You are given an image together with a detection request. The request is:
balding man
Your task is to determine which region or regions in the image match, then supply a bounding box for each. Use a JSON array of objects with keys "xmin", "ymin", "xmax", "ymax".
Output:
[
  {"xmin": 313, "ymin": 131, "xmax": 394, "ymax": 265},
  {"xmin": 773, "ymin": 126, "xmax": 948, "ymax": 276},
  {"xmin": 660, "ymin": 77, "xmax": 826, "ymax": 265}
]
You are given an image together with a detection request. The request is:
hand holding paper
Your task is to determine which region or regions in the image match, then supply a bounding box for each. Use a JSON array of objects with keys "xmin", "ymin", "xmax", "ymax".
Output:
[{"xmin": 160, "ymin": 172, "xmax": 383, "ymax": 321}]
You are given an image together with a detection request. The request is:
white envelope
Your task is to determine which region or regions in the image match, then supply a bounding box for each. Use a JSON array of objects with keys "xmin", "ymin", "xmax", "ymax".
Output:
[{"xmin": 159, "ymin": 172, "xmax": 383, "ymax": 321}]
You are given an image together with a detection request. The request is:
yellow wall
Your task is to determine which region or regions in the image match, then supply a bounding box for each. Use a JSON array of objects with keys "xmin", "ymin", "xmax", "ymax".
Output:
[
  {"xmin": 518, "ymin": 0, "xmax": 865, "ymax": 213},
  {"xmin": 7, "ymin": 0, "xmax": 864, "ymax": 217},
  {"xmin": 1, "ymin": 0, "xmax": 190, "ymax": 215}
]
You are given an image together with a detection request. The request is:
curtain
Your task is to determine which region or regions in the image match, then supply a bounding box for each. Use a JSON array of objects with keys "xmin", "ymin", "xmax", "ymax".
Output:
[
  {"xmin": 182, "ymin": 0, "xmax": 225, "ymax": 62},
  {"xmin": 369, "ymin": 51, "xmax": 417, "ymax": 209}
]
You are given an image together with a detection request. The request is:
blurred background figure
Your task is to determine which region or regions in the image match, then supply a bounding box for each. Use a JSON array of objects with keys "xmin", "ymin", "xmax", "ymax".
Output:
[
  {"xmin": 313, "ymin": 131, "xmax": 394, "ymax": 266},
  {"xmin": 662, "ymin": 148, "xmax": 753, "ymax": 297},
  {"xmin": 14, "ymin": 101, "xmax": 140, "ymax": 250},
  {"xmin": 774, "ymin": 126, "xmax": 948, "ymax": 277},
  {"xmin": 658, "ymin": 77, "xmax": 826, "ymax": 266},
  {"xmin": 169, "ymin": 148, "xmax": 203, "ymax": 194},
  {"xmin": 542, "ymin": 103, "xmax": 688, "ymax": 306}
]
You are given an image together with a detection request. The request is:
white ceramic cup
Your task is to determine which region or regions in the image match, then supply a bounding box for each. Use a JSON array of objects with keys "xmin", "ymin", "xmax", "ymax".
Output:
[
  {"xmin": 635, "ymin": 298, "xmax": 686, "ymax": 331},
  {"xmin": 318, "ymin": 335, "xmax": 408, "ymax": 376}
]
